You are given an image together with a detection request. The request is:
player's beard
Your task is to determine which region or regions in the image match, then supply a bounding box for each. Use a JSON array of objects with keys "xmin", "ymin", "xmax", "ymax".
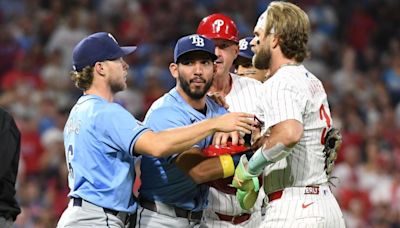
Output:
[
  {"xmin": 179, "ymin": 74, "xmax": 213, "ymax": 100},
  {"xmin": 109, "ymin": 77, "xmax": 126, "ymax": 94},
  {"xmin": 253, "ymin": 46, "xmax": 271, "ymax": 70}
]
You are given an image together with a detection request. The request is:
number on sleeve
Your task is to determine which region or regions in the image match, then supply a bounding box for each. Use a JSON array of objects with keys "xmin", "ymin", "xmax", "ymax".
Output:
[
  {"xmin": 67, "ymin": 145, "xmax": 74, "ymax": 179},
  {"xmin": 319, "ymin": 104, "xmax": 331, "ymax": 145}
]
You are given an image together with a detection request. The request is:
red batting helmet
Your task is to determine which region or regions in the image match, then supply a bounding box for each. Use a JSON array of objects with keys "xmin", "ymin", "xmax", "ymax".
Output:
[{"xmin": 197, "ymin": 13, "xmax": 239, "ymax": 43}]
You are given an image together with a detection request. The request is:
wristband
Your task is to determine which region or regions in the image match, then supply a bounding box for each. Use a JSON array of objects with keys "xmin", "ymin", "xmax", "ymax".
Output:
[{"xmin": 219, "ymin": 154, "xmax": 235, "ymax": 178}]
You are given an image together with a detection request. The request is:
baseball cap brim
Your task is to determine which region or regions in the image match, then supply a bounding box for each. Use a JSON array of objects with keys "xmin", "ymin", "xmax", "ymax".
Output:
[
  {"xmin": 238, "ymin": 51, "xmax": 253, "ymax": 60},
  {"xmin": 201, "ymin": 33, "xmax": 239, "ymax": 43},
  {"xmin": 176, "ymin": 48, "xmax": 217, "ymax": 63},
  {"xmin": 121, "ymin": 46, "xmax": 137, "ymax": 56}
]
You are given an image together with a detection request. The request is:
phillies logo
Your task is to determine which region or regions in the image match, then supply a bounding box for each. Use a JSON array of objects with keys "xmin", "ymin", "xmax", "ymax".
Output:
[
  {"xmin": 213, "ymin": 19, "xmax": 224, "ymax": 32},
  {"xmin": 239, "ymin": 39, "xmax": 249, "ymax": 51},
  {"xmin": 189, "ymin": 35, "xmax": 205, "ymax": 47}
]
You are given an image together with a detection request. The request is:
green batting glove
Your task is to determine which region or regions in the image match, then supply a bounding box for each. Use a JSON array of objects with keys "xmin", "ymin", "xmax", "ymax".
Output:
[
  {"xmin": 232, "ymin": 155, "xmax": 260, "ymax": 191},
  {"xmin": 236, "ymin": 188, "xmax": 260, "ymax": 210},
  {"xmin": 232, "ymin": 155, "xmax": 260, "ymax": 210}
]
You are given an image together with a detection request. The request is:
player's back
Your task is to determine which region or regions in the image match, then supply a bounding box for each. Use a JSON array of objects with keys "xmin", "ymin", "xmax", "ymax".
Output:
[
  {"xmin": 259, "ymin": 64, "xmax": 331, "ymax": 193},
  {"xmin": 64, "ymin": 94, "xmax": 140, "ymax": 212}
]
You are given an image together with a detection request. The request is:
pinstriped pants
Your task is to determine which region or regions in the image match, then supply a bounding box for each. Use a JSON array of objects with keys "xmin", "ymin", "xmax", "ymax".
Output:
[{"xmin": 261, "ymin": 186, "xmax": 345, "ymax": 228}]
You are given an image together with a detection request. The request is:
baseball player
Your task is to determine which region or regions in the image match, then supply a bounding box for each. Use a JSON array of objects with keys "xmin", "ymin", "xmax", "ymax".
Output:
[
  {"xmin": 234, "ymin": 36, "xmax": 269, "ymax": 82},
  {"xmin": 56, "ymin": 32, "xmax": 257, "ymax": 228},
  {"xmin": 137, "ymin": 34, "xmax": 255, "ymax": 228},
  {"xmin": 232, "ymin": 2, "xmax": 346, "ymax": 227},
  {"xmin": 197, "ymin": 14, "xmax": 264, "ymax": 228}
]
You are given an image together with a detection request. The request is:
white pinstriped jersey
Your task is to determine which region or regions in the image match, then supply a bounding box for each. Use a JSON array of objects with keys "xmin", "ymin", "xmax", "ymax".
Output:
[
  {"xmin": 256, "ymin": 64, "xmax": 331, "ymax": 195},
  {"xmin": 204, "ymin": 73, "xmax": 264, "ymax": 227}
]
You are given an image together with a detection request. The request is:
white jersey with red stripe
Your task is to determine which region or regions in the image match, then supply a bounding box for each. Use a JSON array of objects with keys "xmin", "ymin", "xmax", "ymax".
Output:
[
  {"xmin": 256, "ymin": 64, "xmax": 345, "ymax": 227},
  {"xmin": 257, "ymin": 64, "xmax": 330, "ymax": 192},
  {"xmin": 203, "ymin": 73, "xmax": 265, "ymax": 228}
]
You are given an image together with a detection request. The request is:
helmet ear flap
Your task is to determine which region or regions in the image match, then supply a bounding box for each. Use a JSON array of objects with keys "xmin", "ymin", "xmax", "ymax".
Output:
[{"xmin": 197, "ymin": 13, "xmax": 239, "ymax": 43}]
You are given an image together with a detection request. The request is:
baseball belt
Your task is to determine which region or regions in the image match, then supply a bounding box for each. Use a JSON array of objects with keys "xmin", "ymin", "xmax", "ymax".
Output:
[
  {"xmin": 267, "ymin": 186, "xmax": 320, "ymax": 202},
  {"xmin": 139, "ymin": 198, "xmax": 203, "ymax": 220},
  {"xmin": 215, "ymin": 212, "xmax": 251, "ymax": 225},
  {"xmin": 72, "ymin": 197, "xmax": 132, "ymax": 225}
]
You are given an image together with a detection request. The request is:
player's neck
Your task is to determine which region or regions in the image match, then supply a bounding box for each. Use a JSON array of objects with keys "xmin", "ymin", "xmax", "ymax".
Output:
[
  {"xmin": 85, "ymin": 83, "xmax": 114, "ymax": 102},
  {"xmin": 176, "ymin": 87, "xmax": 206, "ymax": 111},
  {"xmin": 209, "ymin": 72, "xmax": 232, "ymax": 96},
  {"xmin": 270, "ymin": 56, "xmax": 299, "ymax": 76}
]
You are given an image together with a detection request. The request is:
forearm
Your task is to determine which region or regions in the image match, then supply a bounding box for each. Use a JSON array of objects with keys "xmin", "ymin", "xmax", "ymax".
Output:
[
  {"xmin": 247, "ymin": 120, "xmax": 302, "ymax": 174},
  {"xmin": 135, "ymin": 119, "xmax": 219, "ymax": 157},
  {"xmin": 156, "ymin": 119, "xmax": 218, "ymax": 155},
  {"xmin": 247, "ymin": 143, "xmax": 291, "ymax": 175},
  {"xmin": 188, "ymin": 157, "xmax": 224, "ymax": 184}
]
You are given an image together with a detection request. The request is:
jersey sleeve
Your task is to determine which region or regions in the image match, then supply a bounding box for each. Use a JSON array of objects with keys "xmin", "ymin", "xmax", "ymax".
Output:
[
  {"xmin": 95, "ymin": 103, "xmax": 149, "ymax": 156},
  {"xmin": 262, "ymin": 80, "xmax": 305, "ymax": 129},
  {"xmin": 144, "ymin": 107, "xmax": 191, "ymax": 161},
  {"xmin": 144, "ymin": 107, "xmax": 188, "ymax": 132}
]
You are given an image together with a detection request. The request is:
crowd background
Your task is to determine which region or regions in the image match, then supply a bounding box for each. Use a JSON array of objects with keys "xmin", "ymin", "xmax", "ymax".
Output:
[{"xmin": 0, "ymin": 0, "xmax": 399, "ymax": 227}]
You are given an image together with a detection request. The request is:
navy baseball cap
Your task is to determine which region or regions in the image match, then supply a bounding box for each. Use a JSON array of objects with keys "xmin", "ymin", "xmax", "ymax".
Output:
[
  {"xmin": 72, "ymin": 32, "xmax": 137, "ymax": 71},
  {"xmin": 238, "ymin": 36, "xmax": 254, "ymax": 59},
  {"xmin": 174, "ymin": 34, "xmax": 217, "ymax": 63}
]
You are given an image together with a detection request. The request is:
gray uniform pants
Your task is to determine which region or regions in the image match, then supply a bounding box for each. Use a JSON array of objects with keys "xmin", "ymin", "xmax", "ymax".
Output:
[
  {"xmin": 0, "ymin": 217, "xmax": 13, "ymax": 228},
  {"xmin": 136, "ymin": 205, "xmax": 201, "ymax": 228},
  {"xmin": 57, "ymin": 199, "xmax": 127, "ymax": 228}
]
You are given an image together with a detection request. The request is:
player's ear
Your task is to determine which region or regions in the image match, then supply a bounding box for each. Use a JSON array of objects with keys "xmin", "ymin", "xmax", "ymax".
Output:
[
  {"xmin": 233, "ymin": 44, "xmax": 239, "ymax": 58},
  {"xmin": 169, "ymin": 63, "xmax": 179, "ymax": 79},
  {"xmin": 271, "ymin": 35, "xmax": 279, "ymax": 49},
  {"xmin": 94, "ymin": 61, "xmax": 106, "ymax": 76}
]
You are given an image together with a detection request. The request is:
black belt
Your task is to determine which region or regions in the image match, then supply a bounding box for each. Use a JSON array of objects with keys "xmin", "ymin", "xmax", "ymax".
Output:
[
  {"xmin": 139, "ymin": 198, "xmax": 203, "ymax": 220},
  {"xmin": 72, "ymin": 197, "xmax": 133, "ymax": 225}
]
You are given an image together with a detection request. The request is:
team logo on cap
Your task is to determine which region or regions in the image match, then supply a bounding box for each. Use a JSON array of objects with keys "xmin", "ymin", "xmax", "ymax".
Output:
[
  {"xmin": 108, "ymin": 33, "xmax": 118, "ymax": 44},
  {"xmin": 239, "ymin": 39, "xmax": 249, "ymax": 51},
  {"xmin": 212, "ymin": 19, "xmax": 224, "ymax": 33},
  {"xmin": 189, "ymin": 35, "xmax": 205, "ymax": 47}
]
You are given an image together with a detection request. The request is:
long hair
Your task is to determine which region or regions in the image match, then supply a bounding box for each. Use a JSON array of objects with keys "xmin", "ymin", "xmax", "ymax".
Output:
[
  {"xmin": 264, "ymin": 1, "xmax": 311, "ymax": 62},
  {"xmin": 69, "ymin": 66, "xmax": 93, "ymax": 91}
]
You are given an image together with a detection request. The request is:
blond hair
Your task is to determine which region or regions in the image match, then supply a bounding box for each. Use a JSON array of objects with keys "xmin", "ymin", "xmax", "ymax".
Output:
[
  {"xmin": 70, "ymin": 66, "xmax": 93, "ymax": 91},
  {"xmin": 264, "ymin": 1, "xmax": 310, "ymax": 62}
]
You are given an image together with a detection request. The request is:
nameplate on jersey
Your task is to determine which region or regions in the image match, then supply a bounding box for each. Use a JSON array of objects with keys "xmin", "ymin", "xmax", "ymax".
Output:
[{"xmin": 304, "ymin": 186, "xmax": 319, "ymax": 195}]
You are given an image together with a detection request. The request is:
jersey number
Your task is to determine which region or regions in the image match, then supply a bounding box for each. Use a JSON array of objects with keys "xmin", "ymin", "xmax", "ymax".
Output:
[
  {"xmin": 67, "ymin": 145, "xmax": 74, "ymax": 179},
  {"xmin": 319, "ymin": 104, "xmax": 331, "ymax": 145}
]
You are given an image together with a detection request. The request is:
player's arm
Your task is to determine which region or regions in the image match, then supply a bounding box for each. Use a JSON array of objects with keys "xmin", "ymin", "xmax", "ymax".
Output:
[
  {"xmin": 134, "ymin": 112, "xmax": 256, "ymax": 157},
  {"xmin": 245, "ymin": 80, "xmax": 304, "ymax": 176},
  {"xmin": 246, "ymin": 119, "xmax": 303, "ymax": 175},
  {"xmin": 174, "ymin": 148, "xmax": 240, "ymax": 184}
]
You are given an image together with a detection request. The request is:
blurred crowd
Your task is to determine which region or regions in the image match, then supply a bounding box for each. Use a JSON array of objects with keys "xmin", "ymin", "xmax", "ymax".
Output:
[{"xmin": 0, "ymin": 0, "xmax": 399, "ymax": 227}]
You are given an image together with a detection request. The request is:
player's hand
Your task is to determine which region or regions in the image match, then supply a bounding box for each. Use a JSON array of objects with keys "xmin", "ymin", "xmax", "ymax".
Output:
[
  {"xmin": 250, "ymin": 132, "xmax": 269, "ymax": 152},
  {"xmin": 213, "ymin": 112, "xmax": 257, "ymax": 134},
  {"xmin": 232, "ymin": 155, "xmax": 260, "ymax": 210},
  {"xmin": 208, "ymin": 92, "xmax": 229, "ymax": 109},
  {"xmin": 212, "ymin": 131, "xmax": 245, "ymax": 146}
]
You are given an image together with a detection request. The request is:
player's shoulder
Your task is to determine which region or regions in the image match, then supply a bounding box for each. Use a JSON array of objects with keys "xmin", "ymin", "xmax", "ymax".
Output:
[
  {"xmin": 231, "ymin": 73, "xmax": 262, "ymax": 86},
  {"xmin": 205, "ymin": 96, "xmax": 227, "ymax": 114},
  {"xmin": 265, "ymin": 65, "xmax": 307, "ymax": 88},
  {"xmin": 145, "ymin": 93, "xmax": 187, "ymax": 122}
]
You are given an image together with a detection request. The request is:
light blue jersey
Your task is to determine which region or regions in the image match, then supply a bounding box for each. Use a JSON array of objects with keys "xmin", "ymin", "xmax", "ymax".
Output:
[
  {"xmin": 63, "ymin": 94, "xmax": 149, "ymax": 213},
  {"xmin": 140, "ymin": 88, "xmax": 227, "ymax": 212}
]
